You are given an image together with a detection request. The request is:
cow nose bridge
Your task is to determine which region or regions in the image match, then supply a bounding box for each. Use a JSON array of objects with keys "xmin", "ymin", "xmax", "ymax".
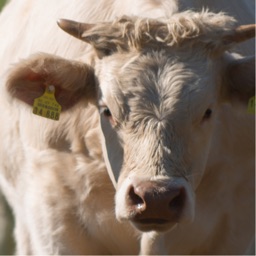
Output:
[{"xmin": 127, "ymin": 180, "xmax": 187, "ymax": 223}]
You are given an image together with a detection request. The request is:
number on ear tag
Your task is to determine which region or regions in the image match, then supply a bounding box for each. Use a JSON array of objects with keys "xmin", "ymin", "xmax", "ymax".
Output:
[{"xmin": 33, "ymin": 85, "xmax": 62, "ymax": 121}]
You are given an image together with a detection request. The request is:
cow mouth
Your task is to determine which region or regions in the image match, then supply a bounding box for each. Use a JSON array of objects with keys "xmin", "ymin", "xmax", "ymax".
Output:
[
  {"xmin": 134, "ymin": 218, "xmax": 169, "ymax": 225},
  {"xmin": 131, "ymin": 218, "xmax": 176, "ymax": 232}
]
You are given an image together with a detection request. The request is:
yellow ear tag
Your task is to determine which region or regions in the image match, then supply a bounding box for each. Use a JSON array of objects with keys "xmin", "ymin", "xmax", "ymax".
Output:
[
  {"xmin": 247, "ymin": 96, "xmax": 255, "ymax": 114},
  {"xmin": 33, "ymin": 85, "xmax": 62, "ymax": 121}
]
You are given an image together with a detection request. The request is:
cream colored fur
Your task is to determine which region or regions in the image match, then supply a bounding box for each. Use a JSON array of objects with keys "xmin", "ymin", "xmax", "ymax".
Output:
[{"xmin": 0, "ymin": 0, "xmax": 255, "ymax": 255}]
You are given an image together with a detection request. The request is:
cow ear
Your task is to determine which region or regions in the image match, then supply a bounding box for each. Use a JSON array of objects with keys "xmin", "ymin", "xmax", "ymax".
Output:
[
  {"xmin": 222, "ymin": 55, "xmax": 255, "ymax": 104},
  {"xmin": 6, "ymin": 53, "xmax": 97, "ymax": 110}
]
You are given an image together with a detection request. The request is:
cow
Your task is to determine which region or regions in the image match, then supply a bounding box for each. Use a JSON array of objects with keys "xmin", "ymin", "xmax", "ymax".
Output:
[{"xmin": 0, "ymin": 0, "xmax": 255, "ymax": 255}]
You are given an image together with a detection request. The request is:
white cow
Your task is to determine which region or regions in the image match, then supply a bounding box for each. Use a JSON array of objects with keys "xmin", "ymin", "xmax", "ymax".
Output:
[{"xmin": 0, "ymin": 0, "xmax": 255, "ymax": 255}]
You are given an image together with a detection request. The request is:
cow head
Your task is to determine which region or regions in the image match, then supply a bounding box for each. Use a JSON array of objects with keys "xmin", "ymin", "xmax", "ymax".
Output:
[{"xmin": 6, "ymin": 11, "xmax": 255, "ymax": 233}]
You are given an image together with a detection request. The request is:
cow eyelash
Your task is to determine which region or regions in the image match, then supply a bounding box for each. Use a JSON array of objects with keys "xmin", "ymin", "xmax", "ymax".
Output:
[{"xmin": 203, "ymin": 108, "xmax": 212, "ymax": 120}]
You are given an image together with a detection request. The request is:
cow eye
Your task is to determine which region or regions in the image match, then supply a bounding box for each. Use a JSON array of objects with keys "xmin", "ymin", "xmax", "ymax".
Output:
[
  {"xmin": 103, "ymin": 107, "xmax": 112, "ymax": 117},
  {"xmin": 100, "ymin": 106, "xmax": 112, "ymax": 117},
  {"xmin": 100, "ymin": 106, "xmax": 117, "ymax": 126},
  {"xmin": 99, "ymin": 104, "xmax": 117, "ymax": 126},
  {"xmin": 203, "ymin": 108, "xmax": 212, "ymax": 120}
]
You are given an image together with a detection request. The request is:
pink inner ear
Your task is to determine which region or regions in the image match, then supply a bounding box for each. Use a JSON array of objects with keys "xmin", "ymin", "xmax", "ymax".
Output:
[
  {"xmin": 24, "ymin": 72, "xmax": 91, "ymax": 110},
  {"xmin": 15, "ymin": 71, "xmax": 62, "ymax": 106},
  {"xmin": 14, "ymin": 82, "xmax": 46, "ymax": 106},
  {"xmin": 8, "ymin": 58, "xmax": 95, "ymax": 111},
  {"xmin": 13, "ymin": 74, "xmax": 79, "ymax": 111},
  {"xmin": 25, "ymin": 72, "xmax": 43, "ymax": 82}
]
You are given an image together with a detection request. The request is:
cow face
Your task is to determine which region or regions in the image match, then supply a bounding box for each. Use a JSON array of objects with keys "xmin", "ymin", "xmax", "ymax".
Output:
[
  {"xmin": 96, "ymin": 49, "xmax": 219, "ymax": 231},
  {"xmin": 7, "ymin": 11, "xmax": 255, "ymax": 233}
]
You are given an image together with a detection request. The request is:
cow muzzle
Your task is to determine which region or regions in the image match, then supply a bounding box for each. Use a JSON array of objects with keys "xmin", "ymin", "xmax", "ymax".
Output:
[{"xmin": 116, "ymin": 177, "xmax": 195, "ymax": 232}]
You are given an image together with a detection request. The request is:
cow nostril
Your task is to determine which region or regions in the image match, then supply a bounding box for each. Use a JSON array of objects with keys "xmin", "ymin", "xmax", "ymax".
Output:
[
  {"xmin": 126, "ymin": 182, "xmax": 188, "ymax": 225},
  {"xmin": 169, "ymin": 188, "xmax": 185, "ymax": 213},
  {"xmin": 128, "ymin": 186, "xmax": 144, "ymax": 210}
]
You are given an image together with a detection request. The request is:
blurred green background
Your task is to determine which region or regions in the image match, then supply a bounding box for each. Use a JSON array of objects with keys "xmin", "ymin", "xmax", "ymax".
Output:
[{"xmin": 0, "ymin": 0, "xmax": 7, "ymax": 10}]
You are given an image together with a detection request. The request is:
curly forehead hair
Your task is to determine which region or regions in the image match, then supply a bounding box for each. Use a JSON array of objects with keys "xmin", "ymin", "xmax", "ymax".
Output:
[{"xmin": 81, "ymin": 10, "xmax": 236, "ymax": 52}]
